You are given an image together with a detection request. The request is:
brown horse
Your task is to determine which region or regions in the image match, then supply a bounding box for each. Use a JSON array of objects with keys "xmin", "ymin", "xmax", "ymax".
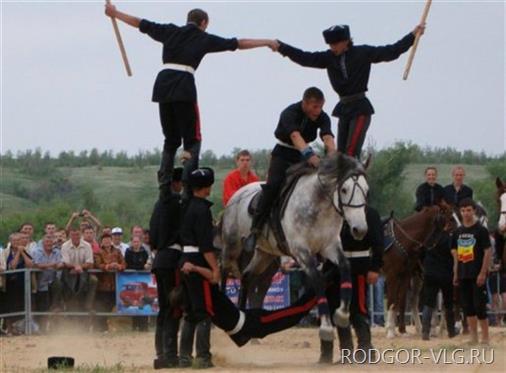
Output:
[{"xmin": 383, "ymin": 204, "xmax": 454, "ymax": 338}]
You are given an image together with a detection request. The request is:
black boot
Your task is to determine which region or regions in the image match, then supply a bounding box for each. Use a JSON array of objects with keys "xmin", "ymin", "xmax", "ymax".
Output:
[
  {"xmin": 445, "ymin": 307, "xmax": 458, "ymax": 338},
  {"xmin": 421, "ymin": 306, "xmax": 433, "ymax": 341},
  {"xmin": 354, "ymin": 315, "xmax": 375, "ymax": 363},
  {"xmin": 244, "ymin": 185, "xmax": 274, "ymax": 253},
  {"xmin": 318, "ymin": 340, "xmax": 334, "ymax": 364},
  {"xmin": 336, "ymin": 326, "xmax": 354, "ymax": 363}
]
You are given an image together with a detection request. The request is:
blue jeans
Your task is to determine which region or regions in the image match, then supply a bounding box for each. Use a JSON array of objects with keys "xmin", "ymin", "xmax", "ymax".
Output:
[{"xmin": 373, "ymin": 275, "xmax": 385, "ymax": 326}]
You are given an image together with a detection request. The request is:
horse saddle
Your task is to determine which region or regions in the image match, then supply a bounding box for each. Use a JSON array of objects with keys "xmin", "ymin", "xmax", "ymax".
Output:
[
  {"xmin": 246, "ymin": 162, "xmax": 314, "ymax": 254},
  {"xmin": 382, "ymin": 214, "xmax": 395, "ymax": 252}
]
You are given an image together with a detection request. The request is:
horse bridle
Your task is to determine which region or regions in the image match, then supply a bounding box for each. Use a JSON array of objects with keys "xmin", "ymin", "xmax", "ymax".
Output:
[
  {"xmin": 317, "ymin": 171, "xmax": 368, "ymax": 217},
  {"xmin": 389, "ymin": 208, "xmax": 447, "ymax": 256}
]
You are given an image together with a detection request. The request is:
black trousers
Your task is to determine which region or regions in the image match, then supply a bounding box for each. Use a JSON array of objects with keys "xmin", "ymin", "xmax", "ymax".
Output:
[
  {"xmin": 325, "ymin": 271, "xmax": 372, "ymax": 351},
  {"xmin": 153, "ymin": 268, "xmax": 181, "ymax": 363},
  {"xmin": 252, "ymin": 154, "xmax": 297, "ymax": 229},
  {"xmin": 422, "ymin": 275, "xmax": 453, "ymax": 309},
  {"xmin": 337, "ymin": 114, "xmax": 371, "ymax": 158},
  {"xmin": 95, "ymin": 291, "xmax": 116, "ymax": 332},
  {"xmin": 182, "ymin": 272, "xmax": 317, "ymax": 347},
  {"xmin": 179, "ymin": 317, "xmax": 212, "ymax": 363},
  {"xmin": 158, "ymin": 102, "xmax": 201, "ymax": 192},
  {"xmin": 459, "ymin": 278, "xmax": 488, "ymax": 320}
]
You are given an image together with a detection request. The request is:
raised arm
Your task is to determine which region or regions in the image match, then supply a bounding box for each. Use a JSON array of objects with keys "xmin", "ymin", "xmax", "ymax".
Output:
[
  {"xmin": 105, "ymin": 3, "xmax": 141, "ymax": 28},
  {"xmin": 366, "ymin": 24, "xmax": 425, "ymax": 63},
  {"xmin": 277, "ymin": 41, "xmax": 332, "ymax": 69}
]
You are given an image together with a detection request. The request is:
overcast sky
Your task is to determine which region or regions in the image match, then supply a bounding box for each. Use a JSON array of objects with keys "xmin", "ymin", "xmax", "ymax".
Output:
[{"xmin": 1, "ymin": 0, "xmax": 505, "ymax": 157}]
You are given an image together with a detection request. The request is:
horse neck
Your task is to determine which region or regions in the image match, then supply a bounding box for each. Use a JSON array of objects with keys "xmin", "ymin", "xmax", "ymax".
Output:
[
  {"xmin": 287, "ymin": 173, "xmax": 341, "ymax": 222},
  {"xmin": 397, "ymin": 208, "xmax": 437, "ymax": 244}
]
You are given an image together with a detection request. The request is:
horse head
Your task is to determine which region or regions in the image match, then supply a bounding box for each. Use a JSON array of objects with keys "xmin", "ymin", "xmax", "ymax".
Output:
[
  {"xmin": 497, "ymin": 177, "xmax": 506, "ymax": 233},
  {"xmin": 318, "ymin": 153, "xmax": 369, "ymax": 240}
]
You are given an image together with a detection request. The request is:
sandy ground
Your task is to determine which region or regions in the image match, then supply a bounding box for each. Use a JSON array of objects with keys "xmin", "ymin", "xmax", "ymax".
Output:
[{"xmin": 1, "ymin": 325, "xmax": 505, "ymax": 372}]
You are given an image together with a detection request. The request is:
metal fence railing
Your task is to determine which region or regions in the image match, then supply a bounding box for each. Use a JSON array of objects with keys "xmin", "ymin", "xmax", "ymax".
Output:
[{"xmin": 1, "ymin": 268, "xmax": 505, "ymax": 335}]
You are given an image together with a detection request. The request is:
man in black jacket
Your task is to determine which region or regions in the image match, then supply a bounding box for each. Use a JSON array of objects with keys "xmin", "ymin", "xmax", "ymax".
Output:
[
  {"xmin": 244, "ymin": 87, "xmax": 336, "ymax": 252},
  {"xmin": 149, "ymin": 193, "xmax": 183, "ymax": 369},
  {"xmin": 274, "ymin": 23, "xmax": 425, "ymax": 158},
  {"xmin": 105, "ymin": 4, "xmax": 276, "ymax": 199},
  {"xmin": 421, "ymin": 231, "xmax": 458, "ymax": 340},
  {"xmin": 415, "ymin": 166, "xmax": 445, "ymax": 211},
  {"xmin": 443, "ymin": 166, "xmax": 473, "ymax": 206},
  {"xmin": 319, "ymin": 207, "xmax": 384, "ymax": 364}
]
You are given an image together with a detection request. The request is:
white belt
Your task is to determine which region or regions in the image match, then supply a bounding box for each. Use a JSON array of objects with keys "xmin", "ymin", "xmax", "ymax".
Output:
[
  {"xmin": 168, "ymin": 244, "xmax": 182, "ymax": 251},
  {"xmin": 183, "ymin": 245, "xmax": 199, "ymax": 253},
  {"xmin": 343, "ymin": 250, "xmax": 370, "ymax": 258},
  {"xmin": 164, "ymin": 63, "xmax": 195, "ymax": 74},
  {"xmin": 277, "ymin": 141, "xmax": 298, "ymax": 150}
]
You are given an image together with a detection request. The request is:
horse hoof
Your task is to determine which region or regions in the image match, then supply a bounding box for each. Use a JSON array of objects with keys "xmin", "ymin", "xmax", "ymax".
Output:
[
  {"xmin": 386, "ymin": 330, "xmax": 396, "ymax": 339},
  {"xmin": 319, "ymin": 325, "xmax": 335, "ymax": 342},
  {"xmin": 333, "ymin": 310, "xmax": 350, "ymax": 328}
]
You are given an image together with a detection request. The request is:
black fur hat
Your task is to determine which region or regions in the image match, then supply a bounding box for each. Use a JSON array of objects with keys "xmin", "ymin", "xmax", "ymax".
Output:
[{"xmin": 323, "ymin": 25, "xmax": 351, "ymax": 44}]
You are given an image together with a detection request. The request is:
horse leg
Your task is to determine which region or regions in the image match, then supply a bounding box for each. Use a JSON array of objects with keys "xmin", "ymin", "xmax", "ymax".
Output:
[
  {"xmin": 333, "ymin": 249, "xmax": 352, "ymax": 328},
  {"xmin": 411, "ymin": 275, "xmax": 423, "ymax": 334},
  {"xmin": 294, "ymin": 250, "xmax": 334, "ymax": 342},
  {"xmin": 319, "ymin": 241, "xmax": 351, "ymax": 329},
  {"xmin": 247, "ymin": 258, "xmax": 280, "ymax": 309},
  {"xmin": 398, "ymin": 277, "xmax": 408, "ymax": 334},
  {"xmin": 239, "ymin": 250, "xmax": 275, "ymax": 310},
  {"xmin": 383, "ymin": 255, "xmax": 398, "ymax": 339}
]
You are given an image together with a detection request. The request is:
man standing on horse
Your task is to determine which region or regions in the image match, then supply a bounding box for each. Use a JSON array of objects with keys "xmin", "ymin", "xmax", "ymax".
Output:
[
  {"xmin": 104, "ymin": 4, "xmax": 277, "ymax": 200},
  {"xmin": 273, "ymin": 23, "xmax": 425, "ymax": 158},
  {"xmin": 244, "ymin": 87, "xmax": 336, "ymax": 252},
  {"xmin": 451, "ymin": 198, "xmax": 492, "ymax": 345},
  {"xmin": 319, "ymin": 206, "xmax": 384, "ymax": 364}
]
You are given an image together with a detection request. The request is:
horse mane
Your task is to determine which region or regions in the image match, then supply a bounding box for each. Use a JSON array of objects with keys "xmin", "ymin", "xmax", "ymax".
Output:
[
  {"xmin": 318, "ymin": 153, "xmax": 365, "ymax": 188},
  {"xmin": 321, "ymin": 153, "xmax": 363, "ymax": 176},
  {"xmin": 398, "ymin": 206, "xmax": 439, "ymax": 228}
]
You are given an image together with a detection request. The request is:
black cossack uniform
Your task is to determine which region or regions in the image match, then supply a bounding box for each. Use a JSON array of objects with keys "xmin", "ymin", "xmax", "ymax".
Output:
[
  {"xmin": 139, "ymin": 19, "xmax": 239, "ymax": 193},
  {"xmin": 149, "ymin": 194, "xmax": 183, "ymax": 367},
  {"xmin": 278, "ymin": 32, "xmax": 415, "ymax": 157}
]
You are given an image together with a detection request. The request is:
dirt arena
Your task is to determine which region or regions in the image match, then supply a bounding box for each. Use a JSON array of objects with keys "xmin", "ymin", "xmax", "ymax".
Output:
[{"xmin": 1, "ymin": 325, "xmax": 505, "ymax": 372}]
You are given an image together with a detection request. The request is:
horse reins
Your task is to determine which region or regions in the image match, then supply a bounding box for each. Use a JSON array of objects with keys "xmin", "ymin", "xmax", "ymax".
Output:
[{"xmin": 389, "ymin": 209, "xmax": 446, "ymax": 257}]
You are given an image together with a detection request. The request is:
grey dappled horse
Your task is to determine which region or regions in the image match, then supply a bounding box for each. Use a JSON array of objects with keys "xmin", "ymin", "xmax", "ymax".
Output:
[{"xmin": 220, "ymin": 154, "xmax": 369, "ymax": 341}]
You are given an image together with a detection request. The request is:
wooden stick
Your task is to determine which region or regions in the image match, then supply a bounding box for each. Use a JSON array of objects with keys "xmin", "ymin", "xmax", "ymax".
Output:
[
  {"xmin": 403, "ymin": 0, "xmax": 432, "ymax": 80},
  {"xmin": 106, "ymin": 0, "xmax": 132, "ymax": 77}
]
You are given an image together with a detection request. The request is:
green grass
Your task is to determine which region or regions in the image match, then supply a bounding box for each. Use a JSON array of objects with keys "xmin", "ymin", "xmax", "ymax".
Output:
[{"xmin": 0, "ymin": 162, "xmax": 498, "ymax": 243}]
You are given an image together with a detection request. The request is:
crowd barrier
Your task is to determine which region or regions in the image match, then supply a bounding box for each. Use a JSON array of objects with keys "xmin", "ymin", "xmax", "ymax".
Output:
[{"xmin": 0, "ymin": 268, "xmax": 504, "ymax": 335}]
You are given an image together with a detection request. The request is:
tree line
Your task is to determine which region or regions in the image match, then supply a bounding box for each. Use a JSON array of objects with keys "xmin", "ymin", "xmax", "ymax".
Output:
[{"xmin": 1, "ymin": 143, "xmax": 504, "ymax": 245}]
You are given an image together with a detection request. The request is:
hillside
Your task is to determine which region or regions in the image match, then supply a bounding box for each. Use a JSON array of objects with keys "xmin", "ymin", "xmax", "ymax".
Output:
[{"xmin": 0, "ymin": 161, "xmax": 497, "ymax": 244}]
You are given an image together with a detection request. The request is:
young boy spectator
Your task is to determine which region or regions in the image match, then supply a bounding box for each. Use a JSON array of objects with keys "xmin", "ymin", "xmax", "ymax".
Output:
[
  {"xmin": 451, "ymin": 198, "xmax": 492, "ymax": 344},
  {"xmin": 222, "ymin": 150, "xmax": 259, "ymax": 206},
  {"xmin": 111, "ymin": 227, "xmax": 129, "ymax": 256}
]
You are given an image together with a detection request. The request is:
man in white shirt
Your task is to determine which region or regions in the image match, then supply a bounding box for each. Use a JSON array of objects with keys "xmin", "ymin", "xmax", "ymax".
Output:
[{"xmin": 61, "ymin": 227, "xmax": 97, "ymax": 312}]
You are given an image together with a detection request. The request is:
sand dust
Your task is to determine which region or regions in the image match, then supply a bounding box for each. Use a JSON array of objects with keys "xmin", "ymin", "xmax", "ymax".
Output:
[{"xmin": 1, "ymin": 325, "xmax": 505, "ymax": 372}]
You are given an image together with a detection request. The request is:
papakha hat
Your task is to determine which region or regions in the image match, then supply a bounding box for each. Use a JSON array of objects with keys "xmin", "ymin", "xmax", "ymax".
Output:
[{"xmin": 323, "ymin": 25, "xmax": 351, "ymax": 44}]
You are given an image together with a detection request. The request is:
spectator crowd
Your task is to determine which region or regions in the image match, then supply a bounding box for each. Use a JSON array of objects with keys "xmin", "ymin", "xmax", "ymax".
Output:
[{"xmin": 0, "ymin": 209, "xmax": 153, "ymax": 335}]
